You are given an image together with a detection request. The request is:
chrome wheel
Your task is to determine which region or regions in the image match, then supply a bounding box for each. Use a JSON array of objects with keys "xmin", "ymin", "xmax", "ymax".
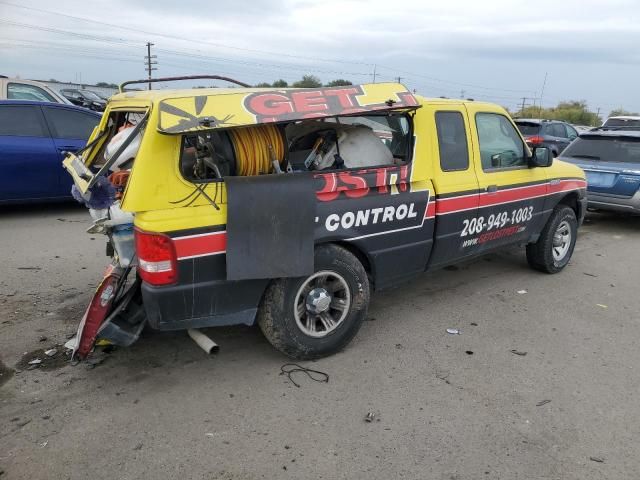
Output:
[
  {"xmin": 294, "ymin": 270, "xmax": 351, "ymax": 338},
  {"xmin": 552, "ymin": 220, "xmax": 571, "ymax": 261}
]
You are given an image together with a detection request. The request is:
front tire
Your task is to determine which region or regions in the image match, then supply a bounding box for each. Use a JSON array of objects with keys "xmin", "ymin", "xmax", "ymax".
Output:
[
  {"xmin": 257, "ymin": 244, "xmax": 370, "ymax": 360},
  {"xmin": 526, "ymin": 205, "xmax": 578, "ymax": 273}
]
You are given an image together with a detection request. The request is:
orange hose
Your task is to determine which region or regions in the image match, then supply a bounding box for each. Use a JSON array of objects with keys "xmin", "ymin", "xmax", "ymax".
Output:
[{"xmin": 228, "ymin": 125, "xmax": 284, "ymax": 176}]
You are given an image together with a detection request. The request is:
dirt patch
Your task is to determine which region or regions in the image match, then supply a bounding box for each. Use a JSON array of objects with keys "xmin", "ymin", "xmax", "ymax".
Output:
[
  {"xmin": 0, "ymin": 358, "xmax": 15, "ymax": 387},
  {"xmin": 15, "ymin": 345, "xmax": 71, "ymax": 372}
]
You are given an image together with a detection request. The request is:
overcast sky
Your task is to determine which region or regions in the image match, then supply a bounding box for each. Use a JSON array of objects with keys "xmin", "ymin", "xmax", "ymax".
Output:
[{"xmin": 1, "ymin": 0, "xmax": 639, "ymax": 116}]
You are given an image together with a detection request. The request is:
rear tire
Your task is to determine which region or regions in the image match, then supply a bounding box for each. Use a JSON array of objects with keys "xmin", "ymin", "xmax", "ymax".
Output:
[
  {"xmin": 258, "ymin": 244, "xmax": 370, "ymax": 360},
  {"xmin": 526, "ymin": 205, "xmax": 577, "ymax": 273}
]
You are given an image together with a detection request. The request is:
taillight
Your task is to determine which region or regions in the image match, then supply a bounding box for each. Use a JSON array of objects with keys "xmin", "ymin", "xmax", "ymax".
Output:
[
  {"xmin": 134, "ymin": 228, "xmax": 177, "ymax": 286},
  {"xmin": 527, "ymin": 136, "xmax": 544, "ymax": 145}
]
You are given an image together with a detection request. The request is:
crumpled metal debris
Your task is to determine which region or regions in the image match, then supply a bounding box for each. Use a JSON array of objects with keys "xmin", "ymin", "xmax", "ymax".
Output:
[{"xmin": 44, "ymin": 349, "xmax": 57, "ymax": 357}]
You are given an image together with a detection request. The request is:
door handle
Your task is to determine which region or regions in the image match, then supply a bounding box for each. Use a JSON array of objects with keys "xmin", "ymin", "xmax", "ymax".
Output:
[{"xmin": 486, "ymin": 185, "xmax": 498, "ymax": 193}]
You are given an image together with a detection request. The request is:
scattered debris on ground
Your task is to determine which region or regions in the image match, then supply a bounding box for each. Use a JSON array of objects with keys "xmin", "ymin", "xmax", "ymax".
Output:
[
  {"xmin": 446, "ymin": 328, "xmax": 460, "ymax": 335},
  {"xmin": 15, "ymin": 345, "xmax": 71, "ymax": 371},
  {"xmin": 517, "ymin": 289, "xmax": 527, "ymax": 295},
  {"xmin": 596, "ymin": 304, "xmax": 608, "ymax": 309},
  {"xmin": 589, "ymin": 456, "xmax": 605, "ymax": 463},
  {"xmin": 536, "ymin": 399, "xmax": 551, "ymax": 406},
  {"xmin": 510, "ymin": 349, "xmax": 528, "ymax": 356},
  {"xmin": 364, "ymin": 411, "xmax": 376, "ymax": 423}
]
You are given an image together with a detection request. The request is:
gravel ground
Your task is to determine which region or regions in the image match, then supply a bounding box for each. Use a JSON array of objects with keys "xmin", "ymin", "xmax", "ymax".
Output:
[{"xmin": 1, "ymin": 204, "xmax": 639, "ymax": 480}]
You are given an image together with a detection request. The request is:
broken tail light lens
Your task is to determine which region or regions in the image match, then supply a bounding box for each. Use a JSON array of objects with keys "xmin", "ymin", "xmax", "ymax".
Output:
[{"xmin": 134, "ymin": 228, "xmax": 177, "ymax": 286}]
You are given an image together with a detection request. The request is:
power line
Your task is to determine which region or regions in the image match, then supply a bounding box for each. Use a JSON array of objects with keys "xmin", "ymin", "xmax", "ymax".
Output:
[{"xmin": 0, "ymin": 1, "xmax": 538, "ymax": 94}]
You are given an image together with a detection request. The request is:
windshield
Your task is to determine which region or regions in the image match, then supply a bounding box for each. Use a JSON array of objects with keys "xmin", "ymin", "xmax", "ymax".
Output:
[
  {"xmin": 81, "ymin": 91, "xmax": 103, "ymax": 101},
  {"xmin": 603, "ymin": 118, "xmax": 640, "ymax": 128},
  {"xmin": 563, "ymin": 136, "xmax": 640, "ymax": 164},
  {"xmin": 515, "ymin": 122, "xmax": 540, "ymax": 136}
]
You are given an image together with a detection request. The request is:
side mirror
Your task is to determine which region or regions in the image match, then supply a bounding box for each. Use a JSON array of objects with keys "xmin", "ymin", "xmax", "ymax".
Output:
[{"xmin": 530, "ymin": 147, "xmax": 553, "ymax": 168}]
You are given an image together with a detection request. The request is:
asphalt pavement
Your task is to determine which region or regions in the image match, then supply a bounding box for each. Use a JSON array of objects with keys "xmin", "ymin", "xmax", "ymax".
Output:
[{"xmin": 1, "ymin": 203, "xmax": 639, "ymax": 479}]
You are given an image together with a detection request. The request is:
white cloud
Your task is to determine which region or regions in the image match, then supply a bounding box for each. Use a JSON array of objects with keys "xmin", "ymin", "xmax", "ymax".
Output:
[{"xmin": 1, "ymin": 0, "xmax": 638, "ymax": 113}]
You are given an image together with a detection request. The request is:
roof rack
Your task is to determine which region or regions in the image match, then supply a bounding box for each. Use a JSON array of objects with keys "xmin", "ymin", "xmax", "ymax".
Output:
[{"xmin": 119, "ymin": 75, "xmax": 251, "ymax": 93}]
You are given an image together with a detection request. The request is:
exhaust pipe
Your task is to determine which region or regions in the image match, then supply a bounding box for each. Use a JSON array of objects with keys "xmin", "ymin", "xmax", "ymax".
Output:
[{"xmin": 187, "ymin": 328, "xmax": 219, "ymax": 354}]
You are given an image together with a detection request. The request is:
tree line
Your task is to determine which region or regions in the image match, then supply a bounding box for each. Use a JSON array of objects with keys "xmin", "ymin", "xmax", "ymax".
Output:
[
  {"xmin": 254, "ymin": 75, "xmax": 352, "ymax": 88},
  {"xmin": 514, "ymin": 101, "xmax": 638, "ymax": 126}
]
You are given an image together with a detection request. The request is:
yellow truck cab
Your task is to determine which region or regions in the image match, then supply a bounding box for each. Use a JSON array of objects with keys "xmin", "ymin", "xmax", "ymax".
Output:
[{"xmin": 64, "ymin": 76, "xmax": 587, "ymax": 360}]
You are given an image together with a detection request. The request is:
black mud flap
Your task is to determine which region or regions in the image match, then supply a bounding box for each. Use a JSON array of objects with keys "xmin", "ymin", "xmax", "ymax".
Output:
[{"xmin": 225, "ymin": 173, "xmax": 315, "ymax": 280}]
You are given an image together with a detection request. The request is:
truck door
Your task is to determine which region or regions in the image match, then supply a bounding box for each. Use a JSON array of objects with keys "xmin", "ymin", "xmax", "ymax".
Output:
[
  {"xmin": 466, "ymin": 106, "xmax": 549, "ymax": 252},
  {"xmin": 427, "ymin": 106, "xmax": 481, "ymax": 267}
]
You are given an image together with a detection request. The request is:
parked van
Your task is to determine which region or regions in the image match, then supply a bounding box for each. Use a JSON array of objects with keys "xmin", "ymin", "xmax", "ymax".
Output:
[{"xmin": 64, "ymin": 76, "xmax": 587, "ymax": 360}]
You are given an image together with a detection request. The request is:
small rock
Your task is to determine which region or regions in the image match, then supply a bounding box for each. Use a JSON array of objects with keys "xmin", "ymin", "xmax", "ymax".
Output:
[
  {"xmin": 465, "ymin": 350, "xmax": 474, "ymax": 355},
  {"xmin": 38, "ymin": 336, "xmax": 48, "ymax": 342},
  {"xmin": 536, "ymin": 399, "xmax": 551, "ymax": 407},
  {"xmin": 28, "ymin": 358, "xmax": 42, "ymax": 365},
  {"xmin": 589, "ymin": 456, "xmax": 604, "ymax": 463},
  {"xmin": 133, "ymin": 443, "xmax": 143, "ymax": 451},
  {"xmin": 44, "ymin": 349, "xmax": 57, "ymax": 357},
  {"xmin": 364, "ymin": 411, "xmax": 376, "ymax": 423}
]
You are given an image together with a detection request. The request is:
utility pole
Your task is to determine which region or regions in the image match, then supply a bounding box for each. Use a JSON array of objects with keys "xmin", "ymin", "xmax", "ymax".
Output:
[
  {"xmin": 460, "ymin": 89, "xmax": 465, "ymax": 99},
  {"xmin": 372, "ymin": 64, "xmax": 377, "ymax": 83},
  {"xmin": 395, "ymin": 76, "xmax": 402, "ymax": 84},
  {"xmin": 145, "ymin": 42, "xmax": 158, "ymax": 90},
  {"xmin": 596, "ymin": 107, "xmax": 601, "ymax": 121},
  {"xmin": 520, "ymin": 97, "xmax": 527, "ymax": 115}
]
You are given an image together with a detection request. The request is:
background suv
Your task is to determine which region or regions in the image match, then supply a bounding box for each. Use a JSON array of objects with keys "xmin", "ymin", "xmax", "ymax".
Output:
[
  {"xmin": 0, "ymin": 76, "xmax": 70, "ymax": 104},
  {"xmin": 602, "ymin": 116, "xmax": 640, "ymax": 129},
  {"xmin": 59, "ymin": 89, "xmax": 106, "ymax": 111},
  {"xmin": 560, "ymin": 129, "xmax": 640, "ymax": 214},
  {"xmin": 514, "ymin": 119, "xmax": 578, "ymax": 156}
]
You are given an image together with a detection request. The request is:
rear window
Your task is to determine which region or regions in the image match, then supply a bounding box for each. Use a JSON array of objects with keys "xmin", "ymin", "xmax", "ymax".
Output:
[
  {"xmin": 515, "ymin": 122, "xmax": 540, "ymax": 136},
  {"xmin": 563, "ymin": 136, "xmax": 640, "ymax": 164},
  {"xmin": 603, "ymin": 118, "xmax": 640, "ymax": 128}
]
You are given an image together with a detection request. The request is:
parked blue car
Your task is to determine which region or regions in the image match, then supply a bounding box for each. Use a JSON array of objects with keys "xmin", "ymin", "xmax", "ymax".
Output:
[
  {"xmin": 0, "ymin": 100, "xmax": 101, "ymax": 204},
  {"xmin": 559, "ymin": 129, "xmax": 640, "ymax": 214}
]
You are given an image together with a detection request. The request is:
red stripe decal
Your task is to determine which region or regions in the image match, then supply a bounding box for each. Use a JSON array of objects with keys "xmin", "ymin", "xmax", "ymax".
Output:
[
  {"xmin": 425, "ymin": 201, "xmax": 436, "ymax": 218},
  {"xmin": 173, "ymin": 232, "xmax": 227, "ymax": 259}
]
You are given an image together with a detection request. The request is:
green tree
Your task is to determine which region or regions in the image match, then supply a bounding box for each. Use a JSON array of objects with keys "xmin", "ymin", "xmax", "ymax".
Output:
[
  {"xmin": 325, "ymin": 79, "xmax": 353, "ymax": 87},
  {"xmin": 272, "ymin": 79, "xmax": 288, "ymax": 88},
  {"xmin": 608, "ymin": 108, "xmax": 639, "ymax": 117},
  {"xmin": 96, "ymin": 81, "xmax": 118, "ymax": 88},
  {"xmin": 254, "ymin": 82, "xmax": 272, "ymax": 88},
  {"xmin": 292, "ymin": 75, "xmax": 322, "ymax": 88},
  {"xmin": 516, "ymin": 100, "xmax": 601, "ymax": 126}
]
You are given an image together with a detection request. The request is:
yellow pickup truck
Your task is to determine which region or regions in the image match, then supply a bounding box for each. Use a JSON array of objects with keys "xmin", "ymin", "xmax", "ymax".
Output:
[{"xmin": 64, "ymin": 76, "xmax": 586, "ymax": 360}]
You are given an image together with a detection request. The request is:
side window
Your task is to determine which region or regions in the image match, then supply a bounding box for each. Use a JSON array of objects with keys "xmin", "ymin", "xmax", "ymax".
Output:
[
  {"xmin": 7, "ymin": 83, "xmax": 56, "ymax": 102},
  {"xmin": 476, "ymin": 113, "xmax": 526, "ymax": 170},
  {"xmin": 550, "ymin": 123, "xmax": 566, "ymax": 138},
  {"xmin": 565, "ymin": 124, "xmax": 578, "ymax": 139},
  {"xmin": 0, "ymin": 105, "xmax": 47, "ymax": 137},
  {"xmin": 435, "ymin": 111, "xmax": 469, "ymax": 171},
  {"xmin": 42, "ymin": 107, "xmax": 99, "ymax": 139}
]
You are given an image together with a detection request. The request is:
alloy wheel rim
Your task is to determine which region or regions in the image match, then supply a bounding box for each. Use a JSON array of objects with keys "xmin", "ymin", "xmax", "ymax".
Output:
[
  {"xmin": 552, "ymin": 220, "xmax": 571, "ymax": 261},
  {"xmin": 294, "ymin": 271, "xmax": 351, "ymax": 338}
]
